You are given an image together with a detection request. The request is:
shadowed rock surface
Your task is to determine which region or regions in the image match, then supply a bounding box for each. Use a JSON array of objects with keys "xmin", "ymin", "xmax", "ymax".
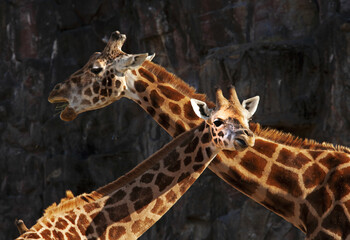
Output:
[{"xmin": 1, "ymin": 0, "xmax": 350, "ymax": 239}]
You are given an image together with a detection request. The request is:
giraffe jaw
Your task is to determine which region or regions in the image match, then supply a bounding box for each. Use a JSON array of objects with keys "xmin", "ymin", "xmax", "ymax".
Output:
[{"xmin": 48, "ymin": 97, "xmax": 77, "ymax": 121}]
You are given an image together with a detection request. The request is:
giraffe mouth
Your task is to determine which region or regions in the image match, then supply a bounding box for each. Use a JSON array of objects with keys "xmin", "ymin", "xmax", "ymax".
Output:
[
  {"xmin": 234, "ymin": 138, "xmax": 248, "ymax": 150},
  {"xmin": 234, "ymin": 135, "xmax": 255, "ymax": 150},
  {"xmin": 48, "ymin": 98, "xmax": 77, "ymax": 121}
]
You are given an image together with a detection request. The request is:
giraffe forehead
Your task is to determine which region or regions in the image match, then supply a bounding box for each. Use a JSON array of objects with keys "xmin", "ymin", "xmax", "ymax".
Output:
[{"xmin": 212, "ymin": 108, "xmax": 245, "ymax": 123}]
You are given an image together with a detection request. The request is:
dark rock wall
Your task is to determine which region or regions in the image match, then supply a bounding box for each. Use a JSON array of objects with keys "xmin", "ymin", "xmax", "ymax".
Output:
[{"xmin": 1, "ymin": 0, "xmax": 349, "ymax": 239}]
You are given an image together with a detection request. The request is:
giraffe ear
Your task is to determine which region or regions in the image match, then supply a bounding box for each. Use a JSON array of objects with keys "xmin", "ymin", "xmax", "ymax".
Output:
[
  {"xmin": 242, "ymin": 96, "xmax": 260, "ymax": 118},
  {"xmin": 146, "ymin": 53, "xmax": 155, "ymax": 61},
  {"xmin": 190, "ymin": 99, "xmax": 211, "ymax": 120},
  {"xmin": 114, "ymin": 53, "xmax": 148, "ymax": 72}
]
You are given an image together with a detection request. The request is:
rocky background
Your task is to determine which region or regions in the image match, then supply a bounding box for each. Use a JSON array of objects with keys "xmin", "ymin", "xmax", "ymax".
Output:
[{"xmin": 1, "ymin": 0, "xmax": 350, "ymax": 239}]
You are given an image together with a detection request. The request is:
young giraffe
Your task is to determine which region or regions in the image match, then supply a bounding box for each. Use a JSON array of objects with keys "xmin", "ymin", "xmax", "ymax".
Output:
[
  {"xmin": 48, "ymin": 31, "xmax": 350, "ymax": 239},
  {"xmin": 17, "ymin": 88, "xmax": 257, "ymax": 239}
]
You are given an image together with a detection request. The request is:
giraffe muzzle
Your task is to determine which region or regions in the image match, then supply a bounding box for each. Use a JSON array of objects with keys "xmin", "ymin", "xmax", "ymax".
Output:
[{"xmin": 233, "ymin": 128, "xmax": 255, "ymax": 150}]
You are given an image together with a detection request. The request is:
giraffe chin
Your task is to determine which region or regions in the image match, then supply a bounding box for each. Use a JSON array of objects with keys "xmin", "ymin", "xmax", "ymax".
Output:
[{"xmin": 60, "ymin": 106, "xmax": 77, "ymax": 121}]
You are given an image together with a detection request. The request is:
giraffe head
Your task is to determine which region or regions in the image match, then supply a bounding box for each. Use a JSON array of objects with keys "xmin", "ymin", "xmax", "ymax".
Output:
[
  {"xmin": 191, "ymin": 87, "xmax": 259, "ymax": 150},
  {"xmin": 48, "ymin": 31, "xmax": 154, "ymax": 121}
]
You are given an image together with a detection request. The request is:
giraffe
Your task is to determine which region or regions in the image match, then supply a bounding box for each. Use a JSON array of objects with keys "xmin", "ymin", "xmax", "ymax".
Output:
[
  {"xmin": 48, "ymin": 31, "xmax": 350, "ymax": 239},
  {"xmin": 17, "ymin": 88, "xmax": 258, "ymax": 239}
]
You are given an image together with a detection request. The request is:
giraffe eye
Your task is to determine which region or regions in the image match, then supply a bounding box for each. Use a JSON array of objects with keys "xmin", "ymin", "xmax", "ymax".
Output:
[
  {"xmin": 91, "ymin": 67, "xmax": 102, "ymax": 74},
  {"xmin": 213, "ymin": 119, "xmax": 223, "ymax": 127}
]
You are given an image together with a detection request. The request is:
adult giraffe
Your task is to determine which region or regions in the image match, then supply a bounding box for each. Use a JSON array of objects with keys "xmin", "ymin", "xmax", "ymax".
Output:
[
  {"xmin": 17, "ymin": 88, "xmax": 257, "ymax": 239},
  {"xmin": 48, "ymin": 31, "xmax": 350, "ymax": 239}
]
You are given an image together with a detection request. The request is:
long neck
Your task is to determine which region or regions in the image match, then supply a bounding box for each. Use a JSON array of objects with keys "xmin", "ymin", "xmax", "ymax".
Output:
[
  {"xmin": 17, "ymin": 123, "xmax": 219, "ymax": 240},
  {"xmin": 124, "ymin": 61, "xmax": 214, "ymax": 137},
  {"xmin": 123, "ymin": 62, "xmax": 350, "ymax": 237},
  {"xmin": 214, "ymin": 124, "xmax": 350, "ymax": 238}
]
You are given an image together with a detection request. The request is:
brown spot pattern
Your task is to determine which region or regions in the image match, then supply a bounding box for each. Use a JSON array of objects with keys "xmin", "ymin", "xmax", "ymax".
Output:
[
  {"xmin": 328, "ymin": 167, "xmax": 350, "ymax": 200},
  {"xmin": 108, "ymin": 226, "xmax": 126, "ymax": 239},
  {"xmin": 276, "ymin": 148, "xmax": 309, "ymax": 169},
  {"xmin": 267, "ymin": 164, "xmax": 302, "ymax": 197},
  {"xmin": 93, "ymin": 82, "xmax": 100, "ymax": 94},
  {"xmin": 77, "ymin": 214, "xmax": 89, "ymax": 234},
  {"xmin": 177, "ymin": 172, "xmax": 190, "ymax": 183},
  {"xmin": 155, "ymin": 173, "xmax": 174, "ymax": 192},
  {"xmin": 165, "ymin": 189, "xmax": 177, "ymax": 203},
  {"xmin": 184, "ymin": 137, "xmax": 199, "ymax": 154},
  {"xmin": 178, "ymin": 176, "xmax": 196, "ymax": 194},
  {"xmin": 132, "ymin": 217, "xmax": 154, "ymax": 235},
  {"xmin": 322, "ymin": 205, "xmax": 350, "ymax": 238},
  {"xmin": 253, "ymin": 139, "xmax": 278, "ymax": 158},
  {"xmin": 93, "ymin": 97, "xmax": 99, "ymax": 104},
  {"xmin": 299, "ymin": 203, "xmax": 318, "ymax": 234},
  {"xmin": 220, "ymin": 168, "xmax": 259, "ymax": 196},
  {"xmin": 130, "ymin": 187, "xmax": 154, "ymax": 211},
  {"xmin": 83, "ymin": 202, "xmax": 100, "ymax": 213},
  {"xmin": 174, "ymin": 120, "xmax": 186, "ymax": 136},
  {"xmin": 308, "ymin": 150, "xmax": 324, "ymax": 160},
  {"xmin": 151, "ymin": 198, "xmax": 167, "ymax": 215},
  {"xmin": 164, "ymin": 150, "xmax": 180, "ymax": 167},
  {"xmin": 150, "ymin": 90, "xmax": 164, "ymax": 108},
  {"xmin": 183, "ymin": 156, "xmax": 192, "ymax": 166},
  {"xmin": 205, "ymin": 147, "xmax": 212, "ymax": 158},
  {"xmin": 100, "ymin": 88, "xmax": 107, "ymax": 97},
  {"xmin": 195, "ymin": 148, "xmax": 204, "ymax": 162},
  {"xmin": 65, "ymin": 213, "xmax": 77, "ymax": 225},
  {"xmin": 319, "ymin": 153, "xmax": 348, "ymax": 169},
  {"xmin": 184, "ymin": 101, "xmax": 200, "ymax": 120},
  {"xmin": 261, "ymin": 190, "xmax": 295, "ymax": 218},
  {"xmin": 169, "ymin": 102, "xmax": 181, "ymax": 115},
  {"xmin": 115, "ymin": 80, "xmax": 121, "ymax": 88},
  {"xmin": 140, "ymin": 173, "xmax": 155, "ymax": 183},
  {"xmin": 193, "ymin": 164, "xmax": 205, "ymax": 172},
  {"xmin": 110, "ymin": 189, "xmax": 127, "ymax": 203},
  {"xmin": 108, "ymin": 203, "xmax": 131, "ymax": 222},
  {"xmin": 158, "ymin": 85, "xmax": 185, "ymax": 101},
  {"xmin": 201, "ymin": 133, "xmax": 211, "ymax": 144},
  {"xmin": 302, "ymin": 164, "xmax": 326, "ymax": 188},
  {"xmin": 93, "ymin": 212, "xmax": 108, "ymax": 236},
  {"xmin": 306, "ymin": 187, "xmax": 332, "ymax": 216},
  {"xmin": 65, "ymin": 227, "xmax": 80, "ymax": 240},
  {"xmin": 146, "ymin": 106, "xmax": 156, "ymax": 117},
  {"xmin": 139, "ymin": 67, "xmax": 155, "ymax": 82},
  {"xmin": 240, "ymin": 151, "xmax": 267, "ymax": 178},
  {"xmin": 222, "ymin": 150, "xmax": 238, "ymax": 159},
  {"xmin": 84, "ymin": 88, "xmax": 92, "ymax": 96},
  {"xmin": 55, "ymin": 218, "xmax": 68, "ymax": 230},
  {"xmin": 134, "ymin": 80, "xmax": 148, "ymax": 92},
  {"xmin": 158, "ymin": 113, "xmax": 170, "ymax": 129},
  {"xmin": 41, "ymin": 230, "xmax": 51, "ymax": 239}
]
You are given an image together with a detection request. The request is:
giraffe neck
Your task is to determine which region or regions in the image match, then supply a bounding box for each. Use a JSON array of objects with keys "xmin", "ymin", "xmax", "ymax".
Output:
[
  {"xmin": 17, "ymin": 123, "xmax": 220, "ymax": 240},
  {"xmin": 124, "ymin": 61, "xmax": 213, "ymax": 137},
  {"xmin": 121, "ymin": 62, "xmax": 350, "ymax": 238},
  {"xmin": 217, "ymin": 124, "xmax": 350, "ymax": 239}
]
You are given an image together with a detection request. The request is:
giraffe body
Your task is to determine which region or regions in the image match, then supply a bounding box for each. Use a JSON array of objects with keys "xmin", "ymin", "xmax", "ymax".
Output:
[
  {"xmin": 48, "ymin": 31, "xmax": 350, "ymax": 239},
  {"xmin": 19, "ymin": 88, "xmax": 258, "ymax": 239}
]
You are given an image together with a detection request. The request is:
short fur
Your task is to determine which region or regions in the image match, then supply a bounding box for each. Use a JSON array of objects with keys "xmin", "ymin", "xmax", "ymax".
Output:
[
  {"xmin": 40, "ymin": 126, "xmax": 197, "ymax": 219},
  {"xmin": 250, "ymin": 122, "xmax": 350, "ymax": 154},
  {"xmin": 142, "ymin": 61, "xmax": 216, "ymax": 109}
]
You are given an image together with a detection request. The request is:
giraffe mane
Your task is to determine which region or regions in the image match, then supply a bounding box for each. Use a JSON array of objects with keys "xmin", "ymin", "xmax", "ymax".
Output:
[
  {"xmin": 139, "ymin": 62, "xmax": 350, "ymax": 153},
  {"xmin": 38, "ymin": 126, "xmax": 198, "ymax": 221},
  {"xmin": 250, "ymin": 122, "xmax": 350, "ymax": 154},
  {"xmin": 142, "ymin": 61, "xmax": 216, "ymax": 109}
]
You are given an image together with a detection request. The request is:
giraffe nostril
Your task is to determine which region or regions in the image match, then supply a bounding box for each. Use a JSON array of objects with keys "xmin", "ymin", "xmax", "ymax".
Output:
[{"xmin": 54, "ymin": 84, "xmax": 61, "ymax": 90}]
